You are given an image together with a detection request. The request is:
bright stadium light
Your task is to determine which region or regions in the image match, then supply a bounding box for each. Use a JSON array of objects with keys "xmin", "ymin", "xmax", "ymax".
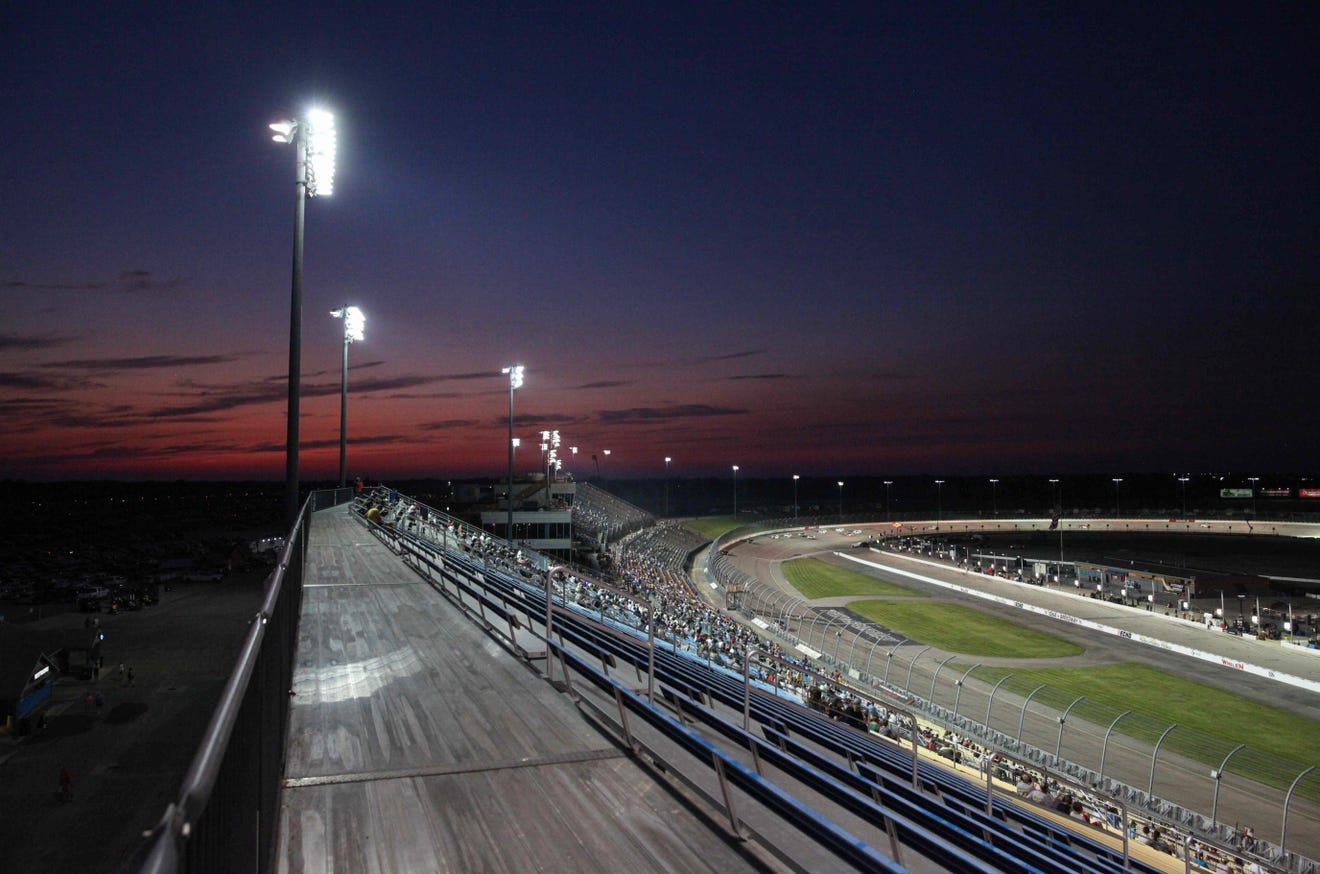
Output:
[
  {"xmin": 270, "ymin": 106, "xmax": 340, "ymax": 527},
  {"xmin": 331, "ymin": 305, "xmax": 365, "ymax": 487},
  {"xmin": 502, "ymin": 365, "xmax": 524, "ymax": 538},
  {"xmin": 732, "ymin": 465, "xmax": 740, "ymax": 517}
]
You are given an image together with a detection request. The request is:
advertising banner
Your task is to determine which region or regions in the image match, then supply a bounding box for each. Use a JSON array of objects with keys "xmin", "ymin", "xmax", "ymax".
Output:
[{"xmin": 1220, "ymin": 488, "xmax": 1253, "ymax": 498}]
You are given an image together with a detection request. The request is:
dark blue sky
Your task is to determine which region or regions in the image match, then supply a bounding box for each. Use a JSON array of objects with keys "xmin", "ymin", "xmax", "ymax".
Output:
[{"xmin": 2, "ymin": 3, "xmax": 1316, "ymax": 480}]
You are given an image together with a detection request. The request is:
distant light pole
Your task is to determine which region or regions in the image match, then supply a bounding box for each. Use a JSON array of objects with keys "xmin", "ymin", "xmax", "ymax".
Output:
[
  {"xmin": 601, "ymin": 448, "xmax": 611, "ymax": 480},
  {"xmin": 989, "ymin": 478, "xmax": 999, "ymax": 517},
  {"xmin": 1178, "ymin": 475, "xmax": 1190, "ymax": 516},
  {"xmin": 1050, "ymin": 478, "xmax": 1062, "ymax": 566},
  {"xmin": 1112, "ymin": 478, "xmax": 1123, "ymax": 516},
  {"xmin": 330, "ymin": 305, "xmax": 364, "ymax": 488},
  {"xmin": 793, "ymin": 474, "xmax": 800, "ymax": 519},
  {"xmin": 1248, "ymin": 476, "xmax": 1259, "ymax": 516},
  {"xmin": 664, "ymin": 456, "xmax": 672, "ymax": 516},
  {"xmin": 884, "ymin": 480, "xmax": 893, "ymax": 518},
  {"xmin": 501, "ymin": 365, "xmax": 524, "ymax": 538},
  {"xmin": 732, "ymin": 465, "xmax": 740, "ymax": 517},
  {"xmin": 934, "ymin": 480, "xmax": 944, "ymax": 522},
  {"xmin": 270, "ymin": 108, "xmax": 337, "ymax": 527},
  {"xmin": 837, "ymin": 480, "xmax": 845, "ymax": 519}
]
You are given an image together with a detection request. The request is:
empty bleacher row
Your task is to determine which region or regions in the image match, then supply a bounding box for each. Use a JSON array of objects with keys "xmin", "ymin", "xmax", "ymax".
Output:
[{"xmin": 350, "ymin": 489, "xmax": 1255, "ymax": 873}]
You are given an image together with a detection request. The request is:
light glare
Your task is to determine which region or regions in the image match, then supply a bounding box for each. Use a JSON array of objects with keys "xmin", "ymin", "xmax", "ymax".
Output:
[{"xmin": 306, "ymin": 109, "xmax": 337, "ymax": 196}]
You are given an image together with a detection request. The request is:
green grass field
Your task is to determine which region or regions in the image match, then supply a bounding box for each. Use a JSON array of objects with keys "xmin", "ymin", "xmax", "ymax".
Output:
[
  {"xmin": 965, "ymin": 662, "xmax": 1320, "ymax": 786},
  {"xmin": 847, "ymin": 599, "xmax": 1084, "ymax": 658},
  {"xmin": 683, "ymin": 516, "xmax": 742, "ymax": 540},
  {"xmin": 783, "ymin": 557, "xmax": 922, "ymax": 598}
]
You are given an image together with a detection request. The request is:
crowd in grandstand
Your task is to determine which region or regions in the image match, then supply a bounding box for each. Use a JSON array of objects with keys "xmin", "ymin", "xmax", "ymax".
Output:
[{"xmin": 353, "ymin": 485, "xmax": 1281, "ymax": 874}]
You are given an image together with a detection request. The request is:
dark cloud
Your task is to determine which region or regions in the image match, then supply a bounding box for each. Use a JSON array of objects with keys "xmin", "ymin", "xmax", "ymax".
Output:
[
  {"xmin": 0, "ymin": 372, "xmax": 102, "ymax": 390},
  {"xmin": 576, "ymin": 380, "xmax": 635, "ymax": 389},
  {"xmin": 695, "ymin": 349, "xmax": 765, "ymax": 363},
  {"xmin": 42, "ymin": 354, "xmax": 240, "ymax": 371},
  {"xmin": 724, "ymin": 373, "xmax": 791, "ymax": 381},
  {"xmin": 4, "ymin": 270, "xmax": 186, "ymax": 294},
  {"xmin": 0, "ymin": 332, "xmax": 78, "ymax": 351},
  {"xmin": 419, "ymin": 419, "xmax": 480, "ymax": 431},
  {"xmin": 297, "ymin": 434, "xmax": 410, "ymax": 450},
  {"xmin": 597, "ymin": 404, "xmax": 747, "ymax": 424}
]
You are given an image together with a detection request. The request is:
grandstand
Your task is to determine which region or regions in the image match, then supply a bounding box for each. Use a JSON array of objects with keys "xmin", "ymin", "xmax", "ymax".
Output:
[{"xmin": 133, "ymin": 486, "xmax": 1311, "ymax": 874}]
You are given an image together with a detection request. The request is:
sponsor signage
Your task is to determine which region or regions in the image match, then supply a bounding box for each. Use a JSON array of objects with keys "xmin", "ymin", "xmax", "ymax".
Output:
[
  {"xmin": 1300, "ymin": 488, "xmax": 1320, "ymax": 499},
  {"xmin": 1261, "ymin": 488, "xmax": 1291, "ymax": 498},
  {"xmin": 1220, "ymin": 488, "xmax": 1253, "ymax": 498}
]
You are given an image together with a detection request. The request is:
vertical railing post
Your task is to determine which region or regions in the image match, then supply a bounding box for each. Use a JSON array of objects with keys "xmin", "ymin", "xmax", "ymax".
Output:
[
  {"xmin": 1149, "ymin": 724, "xmax": 1177, "ymax": 795},
  {"xmin": 1016, "ymin": 684, "xmax": 1048, "ymax": 743},
  {"xmin": 952, "ymin": 663, "xmax": 981, "ymax": 719},
  {"xmin": 985, "ymin": 674, "xmax": 1013, "ymax": 729},
  {"xmin": 1098, "ymin": 710, "xmax": 1131, "ymax": 784},
  {"xmin": 1209, "ymin": 744, "xmax": 1245, "ymax": 825},
  {"xmin": 1055, "ymin": 695, "xmax": 1085, "ymax": 761},
  {"xmin": 1280, "ymin": 765, "xmax": 1315, "ymax": 855}
]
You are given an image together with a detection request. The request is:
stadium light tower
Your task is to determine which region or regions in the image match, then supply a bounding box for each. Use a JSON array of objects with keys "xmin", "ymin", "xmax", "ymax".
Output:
[
  {"xmin": 502, "ymin": 365, "xmax": 524, "ymax": 539},
  {"xmin": 793, "ymin": 474, "xmax": 800, "ymax": 519},
  {"xmin": 331, "ymin": 305, "xmax": 364, "ymax": 488},
  {"xmin": 732, "ymin": 465, "xmax": 740, "ymax": 517},
  {"xmin": 1178, "ymin": 475, "xmax": 1190, "ymax": 516},
  {"xmin": 989, "ymin": 478, "xmax": 999, "ymax": 517},
  {"xmin": 1112, "ymin": 477, "xmax": 1123, "ymax": 516},
  {"xmin": 837, "ymin": 480, "xmax": 844, "ymax": 519},
  {"xmin": 934, "ymin": 479, "xmax": 945, "ymax": 522},
  {"xmin": 883, "ymin": 480, "xmax": 893, "ymax": 517},
  {"xmin": 664, "ymin": 456, "xmax": 672, "ymax": 517},
  {"xmin": 270, "ymin": 108, "xmax": 337, "ymax": 527}
]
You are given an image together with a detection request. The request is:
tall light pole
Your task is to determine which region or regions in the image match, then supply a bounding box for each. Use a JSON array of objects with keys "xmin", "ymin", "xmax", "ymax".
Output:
[
  {"xmin": 883, "ymin": 480, "xmax": 893, "ymax": 518},
  {"xmin": 1248, "ymin": 476, "xmax": 1259, "ymax": 516},
  {"xmin": 502, "ymin": 365, "xmax": 524, "ymax": 539},
  {"xmin": 989, "ymin": 478, "xmax": 999, "ymax": 517},
  {"xmin": 330, "ymin": 305, "xmax": 364, "ymax": 488},
  {"xmin": 1050, "ymin": 478, "xmax": 1063, "ymax": 568},
  {"xmin": 934, "ymin": 480, "xmax": 944, "ymax": 522},
  {"xmin": 664, "ymin": 456, "xmax": 672, "ymax": 517},
  {"xmin": 837, "ymin": 480, "xmax": 844, "ymax": 519},
  {"xmin": 1178, "ymin": 475, "xmax": 1190, "ymax": 516},
  {"xmin": 793, "ymin": 474, "xmax": 800, "ymax": 519},
  {"xmin": 270, "ymin": 108, "xmax": 337, "ymax": 527},
  {"xmin": 1112, "ymin": 478, "xmax": 1123, "ymax": 516},
  {"xmin": 732, "ymin": 465, "xmax": 739, "ymax": 517}
]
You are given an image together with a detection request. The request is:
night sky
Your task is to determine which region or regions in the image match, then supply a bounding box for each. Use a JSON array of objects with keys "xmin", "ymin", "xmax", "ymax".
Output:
[{"xmin": 3, "ymin": 4, "xmax": 1316, "ymax": 482}]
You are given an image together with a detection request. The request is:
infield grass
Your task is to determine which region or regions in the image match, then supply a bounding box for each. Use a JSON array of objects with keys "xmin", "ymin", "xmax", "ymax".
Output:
[
  {"xmin": 783, "ymin": 557, "xmax": 921, "ymax": 599},
  {"xmin": 847, "ymin": 599, "xmax": 1084, "ymax": 658},
  {"xmin": 683, "ymin": 516, "xmax": 742, "ymax": 540},
  {"xmin": 966, "ymin": 662, "xmax": 1320, "ymax": 786}
]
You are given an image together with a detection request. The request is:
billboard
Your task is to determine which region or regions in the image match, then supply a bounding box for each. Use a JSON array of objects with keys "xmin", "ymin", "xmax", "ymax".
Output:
[
  {"xmin": 1301, "ymin": 488, "xmax": 1320, "ymax": 499},
  {"xmin": 1220, "ymin": 488, "xmax": 1253, "ymax": 498}
]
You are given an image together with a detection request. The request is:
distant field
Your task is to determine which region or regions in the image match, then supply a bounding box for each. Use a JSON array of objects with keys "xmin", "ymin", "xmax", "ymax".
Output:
[
  {"xmin": 847, "ymin": 599, "xmax": 1084, "ymax": 658},
  {"xmin": 683, "ymin": 516, "xmax": 742, "ymax": 540},
  {"xmin": 966, "ymin": 662, "xmax": 1320, "ymax": 786},
  {"xmin": 783, "ymin": 557, "xmax": 921, "ymax": 599}
]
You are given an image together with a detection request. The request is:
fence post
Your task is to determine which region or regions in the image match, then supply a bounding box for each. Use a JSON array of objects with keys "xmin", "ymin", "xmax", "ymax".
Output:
[
  {"xmin": 1209, "ymin": 744, "xmax": 1245, "ymax": 825},
  {"xmin": 952, "ymin": 663, "xmax": 981, "ymax": 719},
  {"xmin": 1055, "ymin": 695, "xmax": 1086, "ymax": 761},
  {"xmin": 985, "ymin": 674, "xmax": 1014, "ymax": 729},
  {"xmin": 1099, "ymin": 710, "xmax": 1132, "ymax": 784},
  {"xmin": 1016, "ymin": 684, "xmax": 1048, "ymax": 743},
  {"xmin": 1280, "ymin": 765, "xmax": 1316, "ymax": 855},
  {"xmin": 1148, "ymin": 724, "xmax": 1177, "ymax": 795},
  {"xmin": 904, "ymin": 646, "xmax": 931, "ymax": 693},
  {"xmin": 928, "ymin": 654, "xmax": 958, "ymax": 705}
]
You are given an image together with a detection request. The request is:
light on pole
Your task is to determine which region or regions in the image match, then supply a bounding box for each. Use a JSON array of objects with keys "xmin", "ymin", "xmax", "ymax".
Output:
[
  {"xmin": 884, "ymin": 480, "xmax": 893, "ymax": 518},
  {"xmin": 270, "ymin": 107, "xmax": 337, "ymax": 527},
  {"xmin": 1178, "ymin": 475, "xmax": 1190, "ymax": 516},
  {"xmin": 837, "ymin": 480, "xmax": 844, "ymax": 518},
  {"xmin": 1112, "ymin": 478, "xmax": 1123, "ymax": 516},
  {"xmin": 793, "ymin": 475, "xmax": 800, "ymax": 519},
  {"xmin": 330, "ymin": 305, "xmax": 364, "ymax": 488},
  {"xmin": 732, "ymin": 465, "xmax": 740, "ymax": 517},
  {"xmin": 934, "ymin": 480, "xmax": 944, "ymax": 522},
  {"xmin": 989, "ymin": 478, "xmax": 999, "ymax": 517},
  {"xmin": 664, "ymin": 456, "xmax": 672, "ymax": 516},
  {"xmin": 1049, "ymin": 478, "xmax": 1062, "ymax": 565},
  {"xmin": 1248, "ymin": 476, "xmax": 1259, "ymax": 516},
  {"xmin": 502, "ymin": 365, "xmax": 524, "ymax": 539}
]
